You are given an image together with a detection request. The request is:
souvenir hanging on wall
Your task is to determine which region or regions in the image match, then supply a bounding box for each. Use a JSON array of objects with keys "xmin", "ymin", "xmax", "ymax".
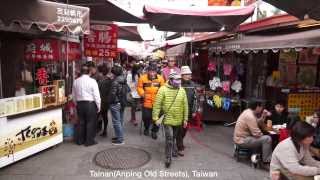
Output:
[
  {"xmin": 231, "ymin": 80, "xmax": 242, "ymax": 93},
  {"xmin": 222, "ymin": 81, "xmax": 231, "ymax": 93},
  {"xmin": 223, "ymin": 64, "xmax": 232, "ymax": 76},
  {"xmin": 209, "ymin": 77, "xmax": 222, "ymax": 90},
  {"xmin": 207, "ymin": 99, "xmax": 214, "ymax": 108},
  {"xmin": 213, "ymin": 95, "xmax": 222, "ymax": 108},
  {"xmin": 236, "ymin": 63, "xmax": 245, "ymax": 76},
  {"xmin": 208, "ymin": 62, "xmax": 217, "ymax": 72},
  {"xmin": 223, "ymin": 98, "xmax": 231, "ymax": 111}
]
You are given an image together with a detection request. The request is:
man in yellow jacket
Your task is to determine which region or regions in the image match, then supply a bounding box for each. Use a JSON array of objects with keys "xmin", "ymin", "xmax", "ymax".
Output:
[{"xmin": 137, "ymin": 64, "xmax": 165, "ymax": 137}]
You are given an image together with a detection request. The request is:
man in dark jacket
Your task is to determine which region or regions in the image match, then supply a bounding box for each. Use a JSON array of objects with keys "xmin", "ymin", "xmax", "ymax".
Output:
[
  {"xmin": 108, "ymin": 65, "xmax": 127, "ymax": 145},
  {"xmin": 177, "ymin": 66, "xmax": 198, "ymax": 156},
  {"xmin": 98, "ymin": 65, "xmax": 113, "ymax": 137}
]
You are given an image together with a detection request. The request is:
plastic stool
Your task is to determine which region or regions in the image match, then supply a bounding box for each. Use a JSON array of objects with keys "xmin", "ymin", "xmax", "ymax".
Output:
[{"xmin": 233, "ymin": 144, "xmax": 261, "ymax": 168}]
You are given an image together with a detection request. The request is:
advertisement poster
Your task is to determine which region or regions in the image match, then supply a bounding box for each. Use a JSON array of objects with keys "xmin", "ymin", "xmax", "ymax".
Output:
[
  {"xmin": 298, "ymin": 65, "xmax": 317, "ymax": 87},
  {"xmin": 298, "ymin": 48, "xmax": 319, "ymax": 64},
  {"xmin": 279, "ymin": 51, "xmax": 298, "ymax": 64},
  {"xmin": 84, "ymin": 24, "xmax": 118, "ymax": 58},
  {"xmin": 0, "ymin": 108, "xmax": 62, "ymax": 168},
  {"xmin": 279, "ymin": 63, "xmax": 297, "ymax": 86}
]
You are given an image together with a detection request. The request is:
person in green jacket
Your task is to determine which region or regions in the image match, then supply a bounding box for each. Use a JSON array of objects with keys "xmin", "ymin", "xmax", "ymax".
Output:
[{"xmin": 152, "ymin": 71, "xmax": 189, "ymax": 168}]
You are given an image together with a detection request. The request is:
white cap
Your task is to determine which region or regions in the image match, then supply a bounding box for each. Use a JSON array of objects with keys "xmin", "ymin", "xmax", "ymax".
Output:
[
  {"xmin": 169, "ymin": 71, "xmax": 181, "ymax": 79},
  {"xmin": 181, "ymin": 66, "xmax": 192, "ymax": 75}
]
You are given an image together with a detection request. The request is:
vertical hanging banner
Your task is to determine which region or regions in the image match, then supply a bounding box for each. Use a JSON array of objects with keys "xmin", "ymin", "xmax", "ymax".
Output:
[{"xmin": 84, "ymin": 24, "xmax": 118, "ymax": 58}]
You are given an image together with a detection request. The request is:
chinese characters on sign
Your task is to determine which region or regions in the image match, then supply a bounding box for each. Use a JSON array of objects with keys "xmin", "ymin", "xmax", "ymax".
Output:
[
  {"xmin": 25, "ymin": 39, "xmax": 59, "ymax": 61},
  {"xmin": 25, "ymin": 39, "xmax": 81, "ymax": 61},
  {"xmin": 56, "ymin": 7, "xmax": 83, "ymax": 24},
  {"xmin": 61, "ymin": 41, "xmax": 81, "ymax": 61},
  {"xmin": 84, "ymin": 24, "xmax": 118, "ymax": 58},
  {"xmin": 36, "ymin": 68, "xmax": 49, "ymax": 86}
]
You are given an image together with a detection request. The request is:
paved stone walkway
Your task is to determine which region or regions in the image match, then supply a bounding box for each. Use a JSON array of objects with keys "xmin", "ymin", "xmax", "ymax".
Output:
[{"xmin": 0, "ymin": 109, "xmax": 269, "ymax": 180}]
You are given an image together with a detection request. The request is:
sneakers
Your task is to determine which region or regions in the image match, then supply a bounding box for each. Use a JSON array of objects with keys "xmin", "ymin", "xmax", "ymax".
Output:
[
  {"xmin": 112, "ymin": 140, "xmax": 125, "ymax": 145},
  {"xmin": 151, "ymin": 132, "xmax": 158, "ymax": 140},
  {"xmin": 177, "ymin": 151, "xmax": 184, "ymax": 157}
]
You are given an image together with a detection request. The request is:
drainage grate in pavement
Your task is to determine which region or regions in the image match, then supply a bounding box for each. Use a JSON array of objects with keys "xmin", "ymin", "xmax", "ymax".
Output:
[{"xmin": 94, "ymin": 147, "xmax": 151, "ymax": 170}]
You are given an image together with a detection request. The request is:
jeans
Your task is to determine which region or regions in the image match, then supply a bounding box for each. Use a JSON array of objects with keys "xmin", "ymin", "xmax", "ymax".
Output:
[
  {"xmin": 239, "ymin": 135, "xmax": 272, "ymax": 163},
  {"xmin": 110, "ymin": 103, "xmax": 124, "ymax": 141},
  {"xmin": 164, "ymin": 125, "xmax": 180, "ymax": 162}
]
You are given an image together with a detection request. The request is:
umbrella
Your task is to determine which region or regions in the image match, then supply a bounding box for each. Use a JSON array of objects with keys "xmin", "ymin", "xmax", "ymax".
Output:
[
  {"xmin": 55, "ymin": 0, "xmax": 145, "ymax": 23},
  {"xmin": 143, "ymin": 4, "xmax": 255, "ymax": 32},
  {"xmin": 263, "ymin": 0, "xmax": 320, "ymax": 20}
]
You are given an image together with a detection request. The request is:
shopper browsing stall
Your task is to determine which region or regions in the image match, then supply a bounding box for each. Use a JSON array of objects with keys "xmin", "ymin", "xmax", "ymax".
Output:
[{"xmin": 72, "ymin": 64, "xmax": 101, "ymax": 146}]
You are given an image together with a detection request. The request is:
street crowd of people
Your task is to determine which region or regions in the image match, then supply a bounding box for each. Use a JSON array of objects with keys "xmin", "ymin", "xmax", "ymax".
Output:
[
  {"xmin": 71, "ymin": 58, "xmax": 199, "ymax": 168},
  {"xmin": 71, "ymin": 57, "xmax": 320, "ymax": 176}
]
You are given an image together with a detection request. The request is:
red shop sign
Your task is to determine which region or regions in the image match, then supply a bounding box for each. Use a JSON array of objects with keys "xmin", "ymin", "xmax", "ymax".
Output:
[
  {"xmin": 61, "ymin": 41, "xmax": 81, "ymax": 61},
  {"xmin": 84, "ymin": 24, "xmax": 118, "ymax": 58},
  {"xmin": 25, "ymin": 39, "xmax": 59, "ymax": 61},
  {"xmin": 36, "ymin": 67, "xmax": 49, "ymax": 86}
]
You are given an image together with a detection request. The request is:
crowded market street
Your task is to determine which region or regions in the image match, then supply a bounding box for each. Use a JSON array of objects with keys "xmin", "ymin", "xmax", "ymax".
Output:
[{"xmin": 0, "ymin": 110, "xmax": 268, "ymax": 180}]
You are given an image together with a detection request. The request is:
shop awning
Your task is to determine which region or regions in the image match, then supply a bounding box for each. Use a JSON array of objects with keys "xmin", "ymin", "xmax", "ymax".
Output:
[
  {"xmin": 166, "ymin": 43, "xmax": 187, "ymax": 57},
  {"xmin": 118, "ymin": 26, "xmax": 143, "ymax": 41},
  {"xmin": 143, "ymin": 4, "xmax": 255, "ymax": 32},
  {"xmin": 263, "ymin": 0, "xmax": 320, "ymax": 20},
  {"xmin": 0, "ymin": 0, "xmax": 90, "ymax": 34},
  {"xmin": 209, "ymin": 29, "xmax": 320, "ymax": 53},
  {"xmin": 58, "ymin": 0, "xmax": 145, "ymax": 23}
]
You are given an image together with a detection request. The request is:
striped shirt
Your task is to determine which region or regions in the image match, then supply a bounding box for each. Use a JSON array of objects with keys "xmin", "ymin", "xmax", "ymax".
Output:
[{"xmin": 72, "ymin": 74, "xmax": 101, "ymax": 111}]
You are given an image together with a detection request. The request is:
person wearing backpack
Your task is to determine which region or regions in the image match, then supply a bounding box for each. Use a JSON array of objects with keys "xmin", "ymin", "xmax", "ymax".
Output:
[
  {"xmin": 152, "ymin": 71, "xmax": 189, "ymax": 168},
  {"xmin": 108, "ymin": 65, "xmax": 128, "ymax": 145}
]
